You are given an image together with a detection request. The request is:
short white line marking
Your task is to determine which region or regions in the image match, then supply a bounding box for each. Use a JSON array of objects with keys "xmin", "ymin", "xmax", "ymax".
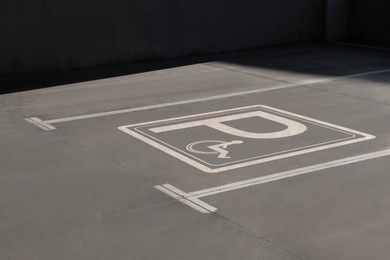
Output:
[
  {"xmin": 25, "ymin": 117, "xmax": 57, "ymax": 131},
  {"xmin": 155, "ymin": 184, "xmax": 217, "ymax": 213},
  {"xmin": 34, "ymin": 67, "xmax": 390, "ymax": 127},
  {"xmin": 156, "ymin": 148, "xmax": 390, "ymax": 213}
]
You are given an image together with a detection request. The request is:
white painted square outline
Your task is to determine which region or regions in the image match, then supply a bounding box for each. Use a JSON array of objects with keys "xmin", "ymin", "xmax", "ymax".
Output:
[{"xmin": 118, "ymin": 105, "xmax": 375, "ymax": 173}]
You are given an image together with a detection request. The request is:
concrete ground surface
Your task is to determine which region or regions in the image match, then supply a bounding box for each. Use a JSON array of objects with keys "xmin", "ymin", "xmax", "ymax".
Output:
[{"xmin": 1, "ymin": 43, "xmax": 390, "ymax": 260}]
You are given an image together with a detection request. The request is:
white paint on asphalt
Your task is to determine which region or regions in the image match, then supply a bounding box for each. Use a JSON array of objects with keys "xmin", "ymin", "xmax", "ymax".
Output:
[
  {"xmin": 119, "ymin": 105, "xmax": 375, "ymax": 173},
  {"xmin": 25, "ymin": 117, "xmax": 57, "ymax": 131},
  {"xmin": 156, "ymin": 148, "xmax": 390, "ymax": 213},
  {"xmin": 155, "ymin": 184, "xmax": 217, "ymax": 213},
  {"xmin": 25, "ymin": 67, "xmax": 390, "ymax": 130},
  {"xmin": 186, "ymin": 140, "xmax": 243, "ymax": 157},
  {"xmin": 149, "ymin": 110, "xmax": 308, "ymax": 139}
]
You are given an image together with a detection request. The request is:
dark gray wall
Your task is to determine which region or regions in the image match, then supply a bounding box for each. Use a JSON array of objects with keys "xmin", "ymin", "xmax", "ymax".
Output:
[
  {"xmin": 326, "ymin": 0, "xmax": 349, "ymax": 41},
  {"xmin": 350, "ymin": 0, "xmax": 390, "ymax": 45},
  {"xmin": 0, "ymin": 0, "xmax": 325, "ymax": 76}
]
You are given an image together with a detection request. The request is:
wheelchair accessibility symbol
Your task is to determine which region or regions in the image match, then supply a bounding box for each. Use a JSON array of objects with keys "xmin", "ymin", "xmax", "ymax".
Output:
[
  {"xmin": 119, "ymin": 105, "xmax": 375, "ymax": 173},
  {"xmin": 186, "ymin": 140, "xmax": 244, "ymax": 159}
]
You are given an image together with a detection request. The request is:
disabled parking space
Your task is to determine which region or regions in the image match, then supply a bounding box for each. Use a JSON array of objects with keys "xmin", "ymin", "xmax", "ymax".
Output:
[
  {"xmin": 118, "ymin": 104, "xmax": 373, "ymax": 173},
  {"xmin": 2, "ymin": 43, "xmax": 390, "ymax": 259},
  {"xmin": 48, "ymin": 79, "xmax": 390, "ymax": 198}
]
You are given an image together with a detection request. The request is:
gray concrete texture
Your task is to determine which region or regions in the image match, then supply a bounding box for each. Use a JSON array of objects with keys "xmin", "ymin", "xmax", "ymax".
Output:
[
  {"xmin": 0, "ymin": 0, "xmax": 324, "ymax": 76},
  {"xmin": 1, "ymin": 43, "xmax": 390, "ymax": 259}
]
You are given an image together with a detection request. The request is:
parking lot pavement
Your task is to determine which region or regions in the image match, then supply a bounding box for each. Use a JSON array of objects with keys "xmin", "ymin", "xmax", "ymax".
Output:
[
  {"xmin": 1, "ymin": 43, "xmax": 390, "ymax": 259},
  {"xmin": 203, "ymin": 157, "xmax": 390, "ymax": 260}
]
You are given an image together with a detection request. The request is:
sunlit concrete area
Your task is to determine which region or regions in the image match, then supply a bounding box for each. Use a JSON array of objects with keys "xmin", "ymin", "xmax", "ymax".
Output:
[
  {"xmin": 2, "ymin": 0, "xmax": 390, "ymax": 259},
  {"xmin": 1, "ymin": 42, "xmax": 390, "ymax": 259}
]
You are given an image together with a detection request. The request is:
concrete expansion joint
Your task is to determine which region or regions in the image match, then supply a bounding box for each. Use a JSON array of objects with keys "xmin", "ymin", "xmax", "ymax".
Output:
[
  {"xmin": 156, "ymin": 182, "xmax": 304, "ymax": 259},
  {"xmin": 155, "ymin": 184, "xmax": 218, "ymax": 214},
  {"xmin": 212, "ymin": 212, "xmax": 305, "ymax": 260}
]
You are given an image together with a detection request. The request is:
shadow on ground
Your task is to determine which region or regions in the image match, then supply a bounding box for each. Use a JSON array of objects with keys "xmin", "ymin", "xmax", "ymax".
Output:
[{"xmin": 1, "ymin": 42, "xmax": 390, "ymax": 95}]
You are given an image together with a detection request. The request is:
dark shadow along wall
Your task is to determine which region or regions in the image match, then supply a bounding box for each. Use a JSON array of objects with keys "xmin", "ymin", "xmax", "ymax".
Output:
[
  {"xmin": 350, "ymin": 0, "xmax": 390, "ymax": 45},
  {"xmin": 0, "ymin": 0, "xmax": 325, "ymax": 77}
]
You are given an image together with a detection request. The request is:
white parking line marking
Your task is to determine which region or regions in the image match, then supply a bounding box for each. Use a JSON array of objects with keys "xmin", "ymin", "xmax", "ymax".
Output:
[
  {"xmin": 156, "ymin": 148, "xmax": 390, "ymax": 213},
  {"xmin": 44, "ymin": 83, "xmax": 295, "ymax": 124},
  {"xmin": 155, "ymin": 184, "xmax": 217, "ymax": 213},
  {"xmin": 25, "ymin": 67, "xmax": 390, "ymax": 130},
  {"xmin": 119, "ymin": 105, "xmax": 375, "ymax": 173},
  {"xmin": 25, "ymin": 117, "xmax": 57, "ymax": 131}
]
